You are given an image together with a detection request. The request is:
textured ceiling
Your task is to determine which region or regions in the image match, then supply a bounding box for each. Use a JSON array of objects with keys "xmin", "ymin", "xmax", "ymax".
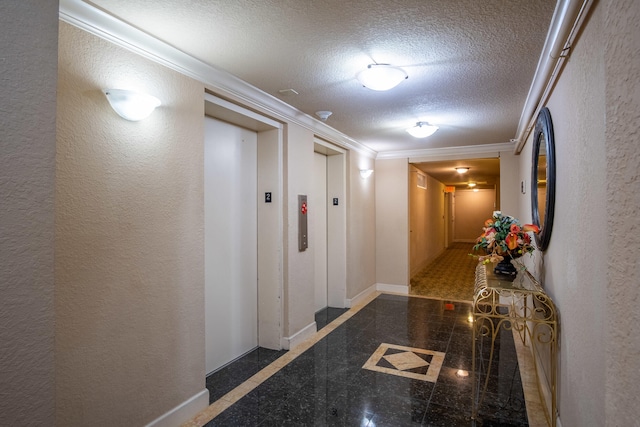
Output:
[{"xmin": 86, "ymin": 0, "xmax": 556, "ymax": 156}]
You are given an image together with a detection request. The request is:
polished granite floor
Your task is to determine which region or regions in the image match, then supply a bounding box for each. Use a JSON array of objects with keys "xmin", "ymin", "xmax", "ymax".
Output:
[{"xmin": 202, "ymin": 294, "xmax": 529, "ymax": 426}]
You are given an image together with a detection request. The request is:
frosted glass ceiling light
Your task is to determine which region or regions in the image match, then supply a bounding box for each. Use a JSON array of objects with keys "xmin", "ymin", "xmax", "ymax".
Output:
[
  {"xmin": 356, "ymin": 64, "xmax": 408, "ymax": 91},
  {"xmin": 406, "ymin": 122, "xmax": 439, "ymax": 138},
  {"xmin": 455, "ymin": 167, "xmax": 470, "ymax": 174},
  {"xmin": 104, "ymin": 89, "xmax": 161, "ymax": 121}
]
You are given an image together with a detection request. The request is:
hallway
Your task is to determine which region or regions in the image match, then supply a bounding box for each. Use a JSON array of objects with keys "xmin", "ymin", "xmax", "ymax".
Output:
[
  {"xmin": 411, "ymin": 243, "xmax": 478, "ymax": 302},
  {"xmin": 196, "ymin": 292, "xmax": 532, "ymax": 426},
  {"xmin": 4, "ymin": 2, "xmax": 637, "ymax": 426}
]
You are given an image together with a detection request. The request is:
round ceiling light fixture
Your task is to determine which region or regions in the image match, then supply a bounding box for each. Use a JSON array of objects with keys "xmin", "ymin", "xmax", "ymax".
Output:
[
  {"xmin": 455, "ymin": 167, "xmax": 470, "ymax": 174},
  {"xmin": 356, "ymin": 64, "xmax": 408, "ymax": 91},
  {"xmin": 406, "ymin": 122, "xmax": 439, "ymax": 138}
]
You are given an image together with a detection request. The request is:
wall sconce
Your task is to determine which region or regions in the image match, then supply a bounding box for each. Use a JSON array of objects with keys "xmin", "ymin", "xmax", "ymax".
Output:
[
  {"xmin": 104, "ymin": 89, "xmax": 161, "ymax": 121},
  {"xmin": 356, "ymin": 64, "xmax": 408, "ymax": 91},
  {"xmin": 360, "ymin": 169, "xmax": 374, "ymax": 179},
  {"xmin": 406, "ymin": 122, "xmax": 439, "ymax": 138}
]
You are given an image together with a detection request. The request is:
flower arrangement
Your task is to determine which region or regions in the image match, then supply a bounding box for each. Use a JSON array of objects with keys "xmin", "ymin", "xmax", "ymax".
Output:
[{"xmin": 472, "ymin": 211, "xmax": 539, "ymax": 264}]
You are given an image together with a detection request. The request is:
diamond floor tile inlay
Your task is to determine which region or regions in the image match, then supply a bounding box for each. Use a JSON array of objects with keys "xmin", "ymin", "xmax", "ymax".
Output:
[
  {"xmin": 384, "ymin": 351, "xmax": 430, "ymax": 371},
  {"xmin": 363, "ymin": 343, "xmax": 445, "ymax": 382}
]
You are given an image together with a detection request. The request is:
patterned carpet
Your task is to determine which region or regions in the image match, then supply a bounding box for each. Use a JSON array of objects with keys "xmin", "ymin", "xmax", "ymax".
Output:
[{"xmin": 410, "ymin": 242, "xmax": 479, "ymax": 302}]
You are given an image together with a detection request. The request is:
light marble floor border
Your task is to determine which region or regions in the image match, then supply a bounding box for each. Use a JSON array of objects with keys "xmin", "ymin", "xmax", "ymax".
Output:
[
  {"xmin": 511, "ymin": 327, "xmax": 548, "ymax": 427},
  {"xmin": 182, "ymin": 292, "xmax": 546, "ymax": 427},
  {"xmin": 181, "ymin": 291, "xmax": 381, "ymax": 427}
]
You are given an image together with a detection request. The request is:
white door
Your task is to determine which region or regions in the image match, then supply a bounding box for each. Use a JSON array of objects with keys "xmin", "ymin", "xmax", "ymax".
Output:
[
  {"xmin": 313, "ymin": 152, "xmax": 328, "ymax": 312},
  {"xmin": 204, "ymin": 117, "xmax": 258, "ymax": 374}
]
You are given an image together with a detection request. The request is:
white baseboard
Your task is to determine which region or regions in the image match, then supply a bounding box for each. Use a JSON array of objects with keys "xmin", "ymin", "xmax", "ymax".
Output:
[
  {"xmin": 280, "ymin": 320, "xmax": 317, "ymax": 350},
  {"xmin": 345, "ymin": 283, "xmax": 377, "ymax": 308},
  {"xmin": 376, "ymin": 283, "xmax": 409, "ymax": 295},
  {"xmin": 145, "ymin": 388, "xmax": 209, "ymax": 427},
  {"xmin": 344, "ymin": 283, "xmax": 409, "ymax": 309}
]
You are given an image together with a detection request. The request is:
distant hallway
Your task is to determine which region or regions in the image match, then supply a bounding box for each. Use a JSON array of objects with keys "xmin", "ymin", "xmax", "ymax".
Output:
[{"xmin": 410, "ymin": 242, "xmax": 478, "ymax": 301}]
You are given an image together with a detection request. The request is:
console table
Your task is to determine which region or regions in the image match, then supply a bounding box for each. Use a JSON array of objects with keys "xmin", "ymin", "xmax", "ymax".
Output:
[{"xmin": 471, "ymin": 262, "xmax": 558, "ymax": 427}]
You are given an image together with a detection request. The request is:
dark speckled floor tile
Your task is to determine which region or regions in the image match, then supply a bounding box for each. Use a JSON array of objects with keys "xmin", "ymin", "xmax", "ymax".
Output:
[
  {"xmin": 423, "ymin": 402, "xmax": 475, "ymax": 427},
  {"xmin": 203, "ymin": 295, "xmax": 529, "ymax": 427},
  {"xmin": 206, "ymin": 308, "xmax": 345, "ymax": 405},
  {"xmin": 206, "ymin": 347, "xmax": 287, "ymax": 403},
  {"xmin": 316, "ymin": 307, "xmax": 349, "ymax": 330}
]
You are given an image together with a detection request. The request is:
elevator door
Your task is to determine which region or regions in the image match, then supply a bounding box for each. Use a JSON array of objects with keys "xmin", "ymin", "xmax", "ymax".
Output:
[
  {"xmin": 313, "ymin": 152, "xmax": 328, "ymax": 312},
  {"xmin": 204, "ymin": 116, "xmax": 258, "ymax": 374}
]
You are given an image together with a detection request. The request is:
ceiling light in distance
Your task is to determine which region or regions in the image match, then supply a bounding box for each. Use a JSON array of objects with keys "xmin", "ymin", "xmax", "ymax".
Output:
[
  {"xmin": 455, "ymin": 167, "xmax": 470, "ymax": 174},
  {"xmin": 356, "ymin": 64, "xmax": 408, "ymax": 91},
  {"xmin": 104, "ymin": 89, "xmax": 161, "ymax": 121},
  {"xmin": 468, "ymin": 182, "xmax": 477, "ymax": 188},
  {"xmin": 406, "ymin": 122, "xmax": 439, "ymax": 138},
  {"xmin": 315, "ymin": 111, "xmax": 332, "ymax": 121}
]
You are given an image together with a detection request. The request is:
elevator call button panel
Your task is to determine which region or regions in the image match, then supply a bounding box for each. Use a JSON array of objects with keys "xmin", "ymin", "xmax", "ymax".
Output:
[{"xmin": 298, "ymin": 195, "xmax": 308, "ymax": 251}]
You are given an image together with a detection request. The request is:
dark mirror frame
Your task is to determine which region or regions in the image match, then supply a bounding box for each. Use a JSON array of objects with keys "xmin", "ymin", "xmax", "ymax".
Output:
[{"xmin": 531, "ymin": 107, "xmax": 556, "ymax": 251}]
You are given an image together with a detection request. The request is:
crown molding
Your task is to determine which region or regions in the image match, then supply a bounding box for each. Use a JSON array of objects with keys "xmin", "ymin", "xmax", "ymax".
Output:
[
  {"xmin": 58, "ymin": 0, "xmax": 377, "ymax": 158},
  {"xmin": 513, "ymin": 0, "xmax": 591, "ymax": 153},
  {"xmin": 377, "ymin": 142, "xmax": 515, "ymax": 162}
]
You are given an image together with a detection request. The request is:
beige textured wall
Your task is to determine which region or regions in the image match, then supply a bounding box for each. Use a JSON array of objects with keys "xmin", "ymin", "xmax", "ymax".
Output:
[
  {"xmin": 409, "ymin": 166, "xmax": 446, "ymax": 277},
  {"xmin": 516, "ymin": 1, "xmax": 640, "ymax": 424},
  {"xmin": 283, "ymin": 123, "xmax": 315, "ymax": 336},
  {"xmin": 453, "ymin": 189, "xmax": 495, "ymax": 242},
  {"xmin": 375, "ymin": 158, "xmax": 409, "ymax": 286},
  {"xmin": 347, "ymin": 152, "xmax": 377, "ymax": 296},
  {"xmin": 603, "ymin": 0, "xmax": 640, "ymax": 424},
  {"xmin": 56, "ymin": 22, "xmax": 205, "ymax": 426},
  {"xmin": 0, "ymin": 2, "xmax": 58, "ymax": 425},
  {"xmin": 536, "ymin": 4, "xmax": 607, "ymax": 424}
]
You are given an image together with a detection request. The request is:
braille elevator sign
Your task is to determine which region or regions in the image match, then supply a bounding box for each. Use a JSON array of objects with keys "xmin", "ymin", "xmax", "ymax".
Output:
[
  {"xmin": 333, "ymin": 198, "xmax": 339, "ymax": 206},
  {"xmin": 265, "ymin": 192, "xmax": 272, "ymax": 203}
]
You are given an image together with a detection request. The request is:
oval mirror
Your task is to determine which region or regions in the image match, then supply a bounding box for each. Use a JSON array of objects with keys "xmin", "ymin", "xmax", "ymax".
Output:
[{"xmin": 531, "ymin": 107, "xmax": 556, "ymax": 251}]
